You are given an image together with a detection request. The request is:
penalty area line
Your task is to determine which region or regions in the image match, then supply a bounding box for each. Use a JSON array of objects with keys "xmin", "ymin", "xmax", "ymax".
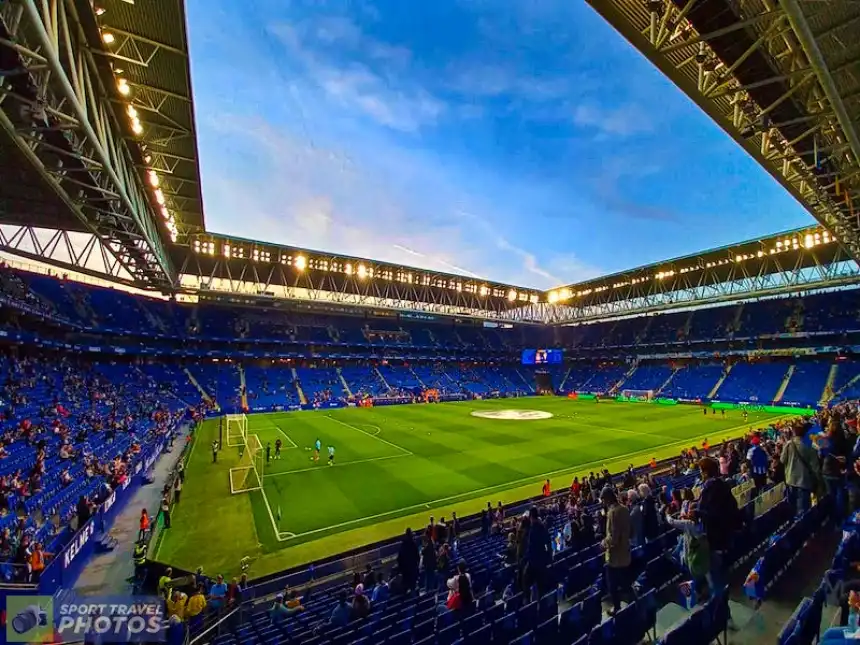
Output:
[
  {"xmin": 325, "ymin": 415, "xmax": 411, "ymax": 455},
  {"xmin": 273, "ymin": 425, "xmax": 298, "ymax": 449},
  {"xmin": 271, "ymin": 413, "xmax": 796, "ymax": 542},
  {"xmin": 263, "ymin": 453, "xmax": 409, "ymax": 478}
]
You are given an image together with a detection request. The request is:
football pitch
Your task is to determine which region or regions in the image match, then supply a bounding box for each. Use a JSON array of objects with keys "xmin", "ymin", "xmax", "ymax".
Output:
[{"xmin": 155, "ymin": 397, "xmax": 789, "ymax": 577}]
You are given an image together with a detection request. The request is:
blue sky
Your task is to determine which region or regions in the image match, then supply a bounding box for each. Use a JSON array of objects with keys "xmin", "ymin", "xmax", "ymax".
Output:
[{"xmin": 185, "ymin": 0, "xmax": 813, "ymax": 289}]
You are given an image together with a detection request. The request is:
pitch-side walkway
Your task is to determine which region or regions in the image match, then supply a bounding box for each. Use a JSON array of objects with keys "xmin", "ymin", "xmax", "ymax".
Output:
[{"xmin": 74, "ymin": 429, "xmax": 189, "ymax": 596}]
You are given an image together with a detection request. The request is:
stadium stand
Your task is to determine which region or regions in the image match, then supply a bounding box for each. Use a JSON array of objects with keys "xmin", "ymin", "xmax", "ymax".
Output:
[
  {"xmin": 619, "ymin": 365, "xmax": 674, "ymax": 394},
  {"xmin": 244, "ymin": 365, "xmax": 302, "ymax": 410},
  {"xmin": 712, "ymin": 363, "xmax": 789, "ymax": 403},
  {"xmin": 780, "ymin": 361, "xmax": 833, "ymax": 407},
  {"xmin": 0, "ymin": 350, "xmax": 196, "ymax": 583},
  {"xmin": 176, "ymin": 411, "xmax": 846, "ymax": 645},
  {"xmin": 4, "ymin": 264, "xmax": 860, "ymax": 645},
  {"xmin": 659, "ymin": 364, "xmax": 725, "ymax": 401}
]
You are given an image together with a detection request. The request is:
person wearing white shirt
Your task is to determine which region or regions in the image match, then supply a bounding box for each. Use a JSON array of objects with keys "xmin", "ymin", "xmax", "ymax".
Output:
[{"xmin": 447, "ymin": 561, "xmax": 471, "ymax": 601}]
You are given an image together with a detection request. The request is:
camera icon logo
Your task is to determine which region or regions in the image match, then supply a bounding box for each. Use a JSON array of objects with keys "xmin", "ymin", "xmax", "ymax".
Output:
[{"xmin": 5, "ymin": 595, "xmax": 52, "ymax": 642}]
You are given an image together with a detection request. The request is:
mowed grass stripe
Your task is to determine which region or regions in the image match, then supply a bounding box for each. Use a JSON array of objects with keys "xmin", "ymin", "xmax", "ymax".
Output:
[
  {"xmin": 157, "ymin": 398, "xmax": 788, "ymax": 577},
  {"xmin": 270, "ymin": 410, "xmax": 788, "ymax": 543},
  {"xmin": 263, "ymin": 400, "xmax": 777, "ymax": 537}
]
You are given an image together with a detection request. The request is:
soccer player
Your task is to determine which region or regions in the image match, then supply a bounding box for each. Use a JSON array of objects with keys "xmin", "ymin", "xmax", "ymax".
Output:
[
  {"xmin": 314, "ymin": 438, "xmax": 321, "ymax": 462},
  {"xmin": 328, "ymin": 445, "xmax": 335, "ymax": 466},
  {"xmin": 743, "ymin": 409, "xmax": 749, "ymax": 423},
  {"xmin": 265, "ymin": 442, "xmax": 271, "ymax": 464},
  {"xmin": 275, "ymin": 438, "xmax": 282, "ymax": 460}
]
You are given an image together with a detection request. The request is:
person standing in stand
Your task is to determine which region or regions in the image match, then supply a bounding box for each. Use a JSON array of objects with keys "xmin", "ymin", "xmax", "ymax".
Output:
[
  {"xmin": 746, "ymin": 435, "xmax": 769, "ymax": 492},
  {"xmin": 601, "ymin": 486, "xmax": 631, "ymax": 615},
  {"xmin": 697, "ymin": 456, "xmax": 740, "ymax": 626},
  {"xmin": 397, "ymin": 528, "xmax": 419, "ymax": 593},
  {"xmin": 524, "ymin": 507, "xmax": 552, "ymax": 599}
]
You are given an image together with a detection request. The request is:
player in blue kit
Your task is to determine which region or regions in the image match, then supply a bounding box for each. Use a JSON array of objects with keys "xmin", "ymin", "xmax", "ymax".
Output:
[{"xmin": 314, "ymin": 438, "xmax": 321, "ymax": 462}]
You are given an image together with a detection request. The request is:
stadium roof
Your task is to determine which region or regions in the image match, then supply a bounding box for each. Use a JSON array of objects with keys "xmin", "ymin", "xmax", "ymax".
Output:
[
  {"xmin": 172, "ymin": 226, "xmax": 860, "ymax": 324},
  {"xmin": 586, "ymin": 0, "xmax": 860, "ymax": 261},
  {"xmin": 96, "ymin": 0, "xmax": 205, "ymax": 234},
  {"xmin": 544, "ymin": 224, "xmax": 860, "ymax": 323},
  {"xmin": 0, "ymin": 0, "xmax": 203, "ymax": 289},
  {"xmin": 2, "ymin": 0, "xmax": 860, "ymax": 323},
  {"xmin": 175, "ymin": 232, "xmax": 543, "ymax": 321}
]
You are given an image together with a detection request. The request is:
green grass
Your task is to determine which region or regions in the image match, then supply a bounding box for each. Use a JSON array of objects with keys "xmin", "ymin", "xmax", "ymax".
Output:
[{"xmin": 155, "ymin": 397, "xmax": 789, "ymax": 578}]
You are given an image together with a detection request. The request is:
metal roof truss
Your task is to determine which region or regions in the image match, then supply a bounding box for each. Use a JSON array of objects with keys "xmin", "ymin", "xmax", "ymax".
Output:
[
  {"xmin": 587, "ymin": 0, "xmax": 860, "ymax": 259},
  {"xmin": 0, "ymin": 0, "xmax": 175, "ymax": 289},
  {"xmin": 544, "ymin": 240, "xmax": 859, "ymax": 323}
]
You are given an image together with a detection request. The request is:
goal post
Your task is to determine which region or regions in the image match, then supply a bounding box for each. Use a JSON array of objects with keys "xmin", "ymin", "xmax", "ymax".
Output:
[
  {"xmin": 229, "ymin": 434, "xmax": 264, "ymax": 494},
  {"xmin": 225, "ymin": 413, "xmax": 248, "ymax": 447},
  {"xmin": 620, "ymin": 389, "xmax": 655, "ymax": 402}
]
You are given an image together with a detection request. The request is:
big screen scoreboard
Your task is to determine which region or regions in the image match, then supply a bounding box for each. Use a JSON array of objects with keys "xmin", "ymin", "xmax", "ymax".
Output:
[{"xmin": 521, "ymin": 349, "xmax": 563, "ymax": 365}]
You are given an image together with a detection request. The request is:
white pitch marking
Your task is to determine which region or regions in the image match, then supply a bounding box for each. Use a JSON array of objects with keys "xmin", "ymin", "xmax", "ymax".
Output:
[
  {"xmin": 273, "ymin": 414, "xmax": 794, "ymax": 542},
  {"xmin": 264, "ymin": 453, "xmax": 409, "ymax": 478},
  {"xmin": 273, "ymin": 426, "xmax": 298, "ymax": 448},
  {"xmin": 325, "ymin": 415, "xmax": 411, "ymax": 455}
]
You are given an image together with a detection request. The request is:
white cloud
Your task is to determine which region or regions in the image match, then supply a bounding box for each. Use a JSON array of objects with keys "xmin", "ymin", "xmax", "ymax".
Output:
[
  {"xmin": 572, "ymin": 103, "xmax": 654, "ymax": 138},
  {"xmin": 445, "ymin": 64, "xmax": 574, "ymax": 102},
  {"xmin": 188, "ymin": 4, "xmax": 606, "ymax": 289},
  {"xmin": 268, "ymin": 22, "xmax": 442, "ymax": 132},
  {"xmin": 199, "ymin": 116, "xmax": 599, "ymax": 288}
]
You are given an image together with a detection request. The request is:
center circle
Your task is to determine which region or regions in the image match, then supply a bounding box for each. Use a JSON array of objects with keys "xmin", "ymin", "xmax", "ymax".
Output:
[{"xmin": 470, "ymin": 409, "xmax": 553, "ymax": 420}]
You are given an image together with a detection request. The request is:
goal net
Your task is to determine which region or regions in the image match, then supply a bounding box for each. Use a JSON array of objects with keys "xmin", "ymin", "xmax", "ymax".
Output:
[
  {"xmin": 620, "ymin": 389, "xmax": 655, "ymax": 402},
  {"xmin": 229, "ymin": 434, "xmax": 264, "ymax": 494},
  {"xmin": 225, "ymin": 413, "xmax": 248, "ymax": 447}
]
